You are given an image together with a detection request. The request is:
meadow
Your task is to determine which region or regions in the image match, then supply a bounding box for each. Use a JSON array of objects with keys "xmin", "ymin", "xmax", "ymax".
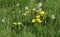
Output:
[{"xmin": 0, "ymin": 0, "xmax": 60, "ymax": 37}]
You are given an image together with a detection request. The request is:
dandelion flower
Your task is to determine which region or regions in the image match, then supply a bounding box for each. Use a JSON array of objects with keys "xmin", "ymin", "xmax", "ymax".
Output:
[
  {"xmin": 32, "ymin": 8, "xmax": 36, "ymax": 11},
  {"xmin": 40, "ymin": 11, "xmax": 45, "ymax": 16},
  {"xmin": 36, "ymin": 15, "xmax": 40, "ymax": 19},
  {"xmin": 17, "ymin": 22, "xmax": 22, "ymax": 26},
  {"xmin": 36, "ymin": 19, "xmax": 42, "ymax": 23},
  {"xmin": 25, "ymin": 6, "xmax": 29, "ymax": 10},
  {"xmin": 13, "ymin": 22, "xmax": 17, "ymax": 25},
  {"xmin": 23, "ymin": 13, "xmax": 27, "ymax": 16},
  {"xmin": 32, "ymin": 19, "xmax": 36, "ymax": 23},
  {"xmin": 51, "ymin": 15, "xmax": 55, "ymax": 19},
  {"xmin": 38, "ymin": 2, "xmax": 42, "ymax": 8}
]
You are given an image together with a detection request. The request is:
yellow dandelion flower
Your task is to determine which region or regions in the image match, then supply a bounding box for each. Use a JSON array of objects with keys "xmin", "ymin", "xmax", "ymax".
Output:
[
  {"xmin": 13, "ymin": 22, "xmax": 17, "ymax": 25},
  {"xmin": 23, "ymin": 13, "xmax": 27, "ymax": 16},
  {"xmin": 40, "ymin": 11, "xmax": 45, "ymax": 16},
  {"xmin": 36, "ymin": 19, "xmax": 42, "ymax": 23},
  {"xmin": 32, "ymin": 19, "xmax": 36, "ymax": 23},
  {"xmin": 17, "ymin": 22, "xmax": 22, "ymax": 26},
  {"xmin": 36, "ymin": 15, "xmax": 40, "ymax": 19}
]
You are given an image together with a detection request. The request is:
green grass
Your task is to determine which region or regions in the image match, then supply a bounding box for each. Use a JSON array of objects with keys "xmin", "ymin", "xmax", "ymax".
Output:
[{"xmin": 0, "ymin": 0, "xmax": 60, "ymax": 37}]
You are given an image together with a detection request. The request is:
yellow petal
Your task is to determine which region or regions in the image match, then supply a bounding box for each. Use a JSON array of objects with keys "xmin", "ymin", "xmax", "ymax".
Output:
[
  {"xmin": 40, "ymin": 11, "xmax": 45, "ymax": 15},
  {"xmin": 36, "ymin": 19, "xmax": 42, "ymax": 23},
  {"xmin": 13, "ymin": 22, "xmax": 17, "ymax": 25},
  {"xmin": 36, "ymin": 15, "xmax": 40, "ymax": 19},
  {"xmin": 23, "ymin": 13, "xmax": 27, "ymax": 16},
  {"xmin": 32, "ymin": 19, "xmax": 36, "ymax": 23},
  {"xmin": 17, "ymin": 22, "xmax": 22, "ymax": 26}
]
